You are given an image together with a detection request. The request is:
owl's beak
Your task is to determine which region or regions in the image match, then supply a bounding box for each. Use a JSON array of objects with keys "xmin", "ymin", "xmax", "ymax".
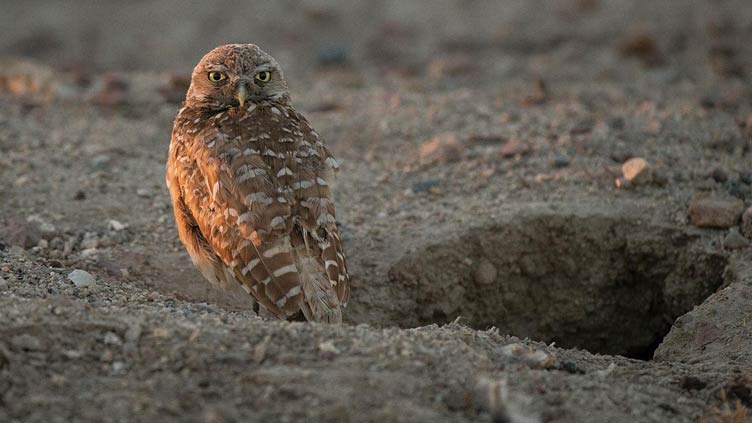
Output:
[{"xmin": 235, "ymin": 83, "xmax": 249, "ymax": 108}]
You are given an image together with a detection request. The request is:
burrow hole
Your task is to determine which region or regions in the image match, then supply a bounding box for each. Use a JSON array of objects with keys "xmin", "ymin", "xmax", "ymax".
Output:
[{"xmin": 389, "ymin": 213, "xmax": 728, "ymax": 359}]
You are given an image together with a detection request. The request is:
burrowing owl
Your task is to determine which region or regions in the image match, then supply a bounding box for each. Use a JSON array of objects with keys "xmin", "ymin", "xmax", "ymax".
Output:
[{"xmin": 166, "ymin": 44, "xmax": 349, "ymax": 322}]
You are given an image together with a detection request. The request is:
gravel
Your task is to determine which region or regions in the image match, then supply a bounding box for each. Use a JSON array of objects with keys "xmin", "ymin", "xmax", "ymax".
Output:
[{"xmin": 2, "ymin": 1, "xmax": 752, "ymax": 422}]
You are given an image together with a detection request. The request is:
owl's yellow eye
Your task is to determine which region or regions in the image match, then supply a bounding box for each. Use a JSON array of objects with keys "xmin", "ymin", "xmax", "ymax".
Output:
[
  {"xmin": 255, "ymin": 71, "xmax": 271, "ymax": 83},
  {"xmin": 208, "ymin": 71, "xmax": 227, "ymax": 83}
]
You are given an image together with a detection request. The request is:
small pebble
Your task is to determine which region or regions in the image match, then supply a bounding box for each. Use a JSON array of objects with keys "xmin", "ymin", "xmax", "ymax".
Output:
[
  {"xmin": 112, "ymin": 361, "xmax": 126, "ymax": 373},
  {"xmin": 553, "ymin": 154, "xmax": 571, "ymax": 168},
  {"xmin": 92, "ymin": 154, "xmax": 111, "ymax": 168},
  {"xmin": 318, "ymin": 340, "xmax": 340, "ymax": 354},
  {"xmin": 103, "ymin": 332, "xmax": 123, "ymax": 346},
  {"xmin": 621, "ymin": 157, "xmax": 652, "ymax": 185},
  {"xmin": 412, "ymin": 179, "xmax": 441, "ymax": 194},
  {"xmin": 723, "ymin": 228, "xmax": 749, "ymax": 250},
  {"xmin": 136, "ymin": 188, "xmax": 151, "ymax": 198},
  {"xmin": 108, "ymin": 220, "xmax": 128, "ymax": 232},
  {"xmin": 499, "ymin": 138, "xmax": 529, "ymax": 158},
  {"xmin": 474, "ymin": 259, "xmax": 497, "ymax": 285},
  {"xmin": 680, "ymin": 376, "xmax": 707, "ymax": 391},
  {"xmin": 709, "ymin": 167, "xmax": 728, "ymax": 183},
  {"xmin": 254, "ymin": 336, "xmax": 270, "ymax": 363},
  {"xmin": 419, "ymin": 133, "xmax": 462, "ymax": 164},
  {"xmin": 68, "ymin": 269, "xmax": 96, "ymax": 288},
  {"xmin": 80, "ymin": 248, "xmax": 99, "ymax": 258}
]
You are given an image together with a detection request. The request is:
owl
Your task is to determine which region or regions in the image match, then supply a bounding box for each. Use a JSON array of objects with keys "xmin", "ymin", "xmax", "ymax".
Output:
[{"xmin": 166, "ymin": 44, "xmax": 350, "ymax": 322}]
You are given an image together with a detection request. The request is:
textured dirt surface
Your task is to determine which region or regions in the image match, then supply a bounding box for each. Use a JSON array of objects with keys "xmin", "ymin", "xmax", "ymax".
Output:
[{"xmin": 2, "ymin": 1, "xmax": 752, "ymax": 422}]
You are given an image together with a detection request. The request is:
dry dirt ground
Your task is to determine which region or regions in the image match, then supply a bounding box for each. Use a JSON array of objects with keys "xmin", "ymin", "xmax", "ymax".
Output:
[{"xmin": 2, "ymin": 1, "xmax": 752, "ymax": 422}]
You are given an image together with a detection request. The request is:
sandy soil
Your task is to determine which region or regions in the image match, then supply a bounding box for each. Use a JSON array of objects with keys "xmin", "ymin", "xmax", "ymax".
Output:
[{"xmin": 2, "ymin": 1, "xmax": 752, "ymax": 422}]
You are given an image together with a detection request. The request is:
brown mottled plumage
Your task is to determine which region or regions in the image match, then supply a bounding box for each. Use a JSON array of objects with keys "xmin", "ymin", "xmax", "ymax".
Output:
[{"xmin": 166, "ymin": 44, "xmax": 349, "ymax": 322}]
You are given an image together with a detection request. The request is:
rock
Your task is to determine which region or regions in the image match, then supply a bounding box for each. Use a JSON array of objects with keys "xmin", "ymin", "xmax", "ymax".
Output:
[
  {"xmin": 679, "ymin": 376, "xmax": 707, "ymax": 391},
  {"xmin": 318, "ymin": 340, "xmax": 340, "ymax": 354},
  {"xmin": 709, "ymin": 167, "xmax": 728, "ymax": 183},
  {"xmin": 618, "ymin": 30, "xmax": 663, "ymax": 67},
  {"xmin": 111, "ymin": 361, "xmax": 126, "ymax": 374},
  {"xmin": 108, "ymin": 220, "xmax": 128, "ymax": 232},
  {"xmin": 620, "ymin": 157, "xmax": 652, "ymax": 185},
  {"xmin": 254, "ymin": 336, "xmax": 271, "ymax": 364},
  {"xmin": 419, "ymin": 133, "xmax": 462, "ymax": 164},
  {"xmin": 412, "ymin": 179, "xmax": 441, "ymax": 194},
  {"xmin": 68, "ymin": 269, "xmax": 96, "ymax": 288},
  {"xmin": 688, "ymin": 193, "xmax": 745, "ymax": 228},
  {"xmin": 80, "ymin": 248, "xmax": 99, "ymax": 258},
  {"xmin": 92, "ymin": 154, "xmax": 111, "ymax": 169},
  {"xmin": 103, "ymin": 332, "xmax": 123, "ymax": 346},
  {"xmin": 474, "ymin": 260, "xmax": 497, "ymax": 285},
  {"xmin": 742, "ymin": 207, "xmax": 752, "ymax": 239},
  {"xmin": 500, "ymin": 138, "xmax": 529, "ymax": 158},
  {"xmin": 552, "ymin": 155, "xmax": 571, "ymax": 168},
  {"xmin": 723, "ymin": 228, "xmax": 749, "ymax": 250},
  {"xmin": 47, "ymin": 260, "xmax": 63, "ymax": 268},
  {"xmin": 0, "ymin": 276, "xmax": 7, "ymax": 290}
]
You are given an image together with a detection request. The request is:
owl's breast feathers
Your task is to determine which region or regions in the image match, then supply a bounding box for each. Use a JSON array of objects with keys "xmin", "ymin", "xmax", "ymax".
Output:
[{"xmin": 166, "ymin": 102, "xmax": 349, "ymax": 322}]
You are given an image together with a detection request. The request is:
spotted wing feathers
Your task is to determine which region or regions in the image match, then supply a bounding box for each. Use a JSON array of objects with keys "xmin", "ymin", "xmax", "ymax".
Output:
[{"xmin": 167, "ymin": 104, "xmax": 349, "ymax": 321}]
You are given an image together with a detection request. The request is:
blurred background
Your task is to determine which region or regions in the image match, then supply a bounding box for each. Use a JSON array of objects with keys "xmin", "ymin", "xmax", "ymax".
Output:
[{"xmin": 1, "ymin": 0, "xmax": 750, "ymax": 88}]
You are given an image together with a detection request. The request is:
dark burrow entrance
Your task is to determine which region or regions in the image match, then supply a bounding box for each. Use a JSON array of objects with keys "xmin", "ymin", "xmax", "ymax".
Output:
[{"xmin": 388, "ymin": 212, "xmax": 729, "ymax": 359}]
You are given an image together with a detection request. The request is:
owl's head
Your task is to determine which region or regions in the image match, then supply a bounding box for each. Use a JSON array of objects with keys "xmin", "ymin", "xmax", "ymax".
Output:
[{"xmin": 185, "ymin": 44, "xmax": 290, "ymax": 110}]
